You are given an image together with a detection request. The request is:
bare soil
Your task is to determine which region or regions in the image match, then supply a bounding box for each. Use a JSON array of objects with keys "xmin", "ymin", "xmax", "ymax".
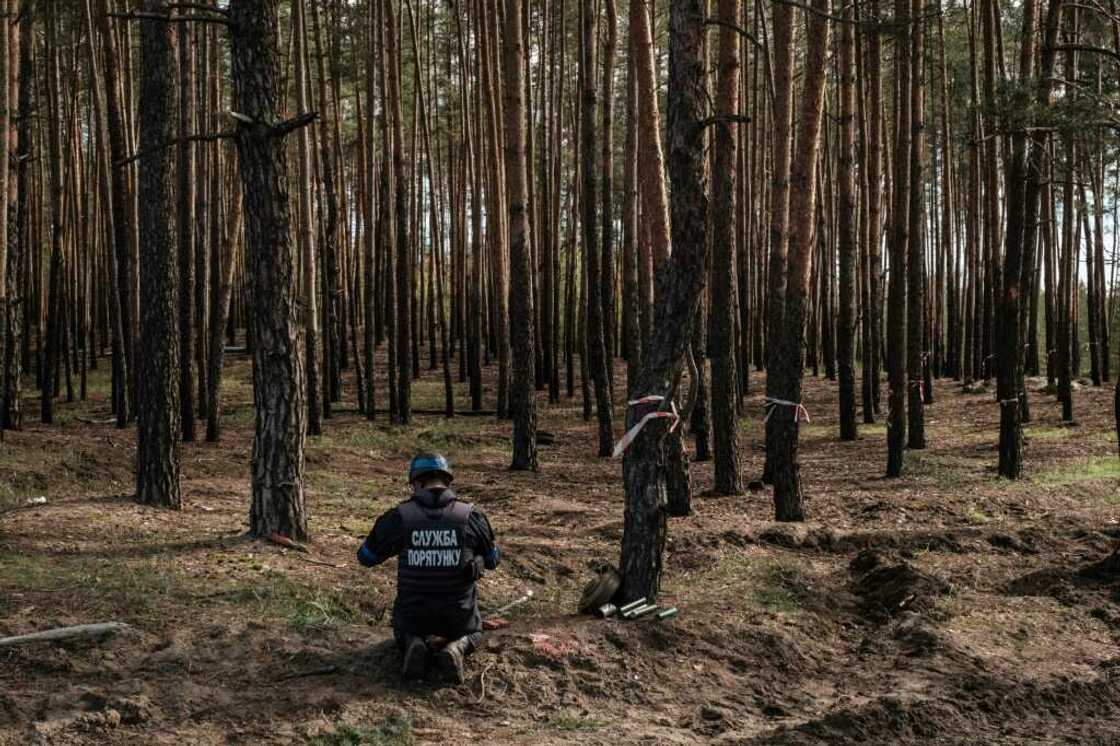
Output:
[{"xmin": 2, "ymin": 357, "xmax": 1119, "ymax": 744}]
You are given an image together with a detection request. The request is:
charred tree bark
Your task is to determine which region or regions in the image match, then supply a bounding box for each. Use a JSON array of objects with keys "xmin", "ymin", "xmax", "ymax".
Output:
[
  {"xmin": 136, "ymin": 0, "xmax": 182, "ymax": 509},
  {"xmin": 229, "ymin": 0, "xmax": 308, "ymax": 540},
  {"xmin": 619, "ymin": 0, "xmax": 709, "ymax": 602}
]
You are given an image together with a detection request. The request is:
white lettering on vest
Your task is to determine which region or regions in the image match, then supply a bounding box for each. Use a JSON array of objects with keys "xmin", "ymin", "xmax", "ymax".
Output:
[
  {"xmin": 410, "ymin": 529, "xmax": 460, "ymax": 548},
  {"xmin": 405, "ymin": 548, "xmax": 462, "ymax": 567}
]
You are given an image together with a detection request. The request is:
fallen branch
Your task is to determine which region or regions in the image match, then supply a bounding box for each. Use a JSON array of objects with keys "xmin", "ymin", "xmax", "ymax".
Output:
[
  {"xmin": 276, "ymin": 664, "xmax": 339, "ymax": 682},
  {"xmin": 0, "ymin": 622, "xmax": 131, "ymax": 648},
  {"xmin": 267, "ymin": 531, "xmax": 309, "ymax": 553},
  {"xmin": 476, "ymin": 663, "xmax": 493, "ymax": 703},
  {"xmin": 291, "ymin": 553, "xmax": 342, "ymax": 569}
]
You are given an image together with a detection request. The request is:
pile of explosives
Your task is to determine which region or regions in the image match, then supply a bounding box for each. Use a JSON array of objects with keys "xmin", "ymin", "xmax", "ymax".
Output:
[
  {"xmin": 578, "ymin": 567, "xmax": 677, "ymax": 621},
  {"xmin": 595, "ymin": 597, "xmax": 678, "ymax": 621}
]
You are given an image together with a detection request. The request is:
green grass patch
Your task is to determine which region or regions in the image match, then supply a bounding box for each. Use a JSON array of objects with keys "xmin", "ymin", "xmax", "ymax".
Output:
[
  {"xmin": 307, "ymin": 469, "xmax": 379, "ymax": 504},
  {"xmin": 223, "ymin": 570, "xmax": 359, "ymax": 630},
  {"xmin": 965, "ymin": 504, "xmax": 993, "ymax": 523},
  {"xmin": 1023, "ymin": 426, "xmax": 1073, "ymax": 441},
  {"xmin": 0, "ymin": 552, "xmax": 189, "ymax": 621},
  {"xmin": 221, "ymin": 404, "xmax": 256, "ymax": 427},
  {"xmin": 907, "ymin": 451, "xmax": 969, "ymax": 488},
  {"xmin": 548, "ymin": 712, "xmax": 606, "ymax": 732},
  {"xmin": 308, "ymin": 416, "xmax": 496, "ymax": 460},
  {"xmin": 309, "ymin": 716, "xmax": 413, "ymax": 746},
  {"xmin": 750, "ymin": 558, "xmax": 813, "ymax": 613},
  {"xmin": 1031, "ymin": 456, "xmax": 1120, "ymax": 486},
  {"xmin": 288, "ymin": 593, "xmax": 359, "ymax": 630},
  {"xmin": 696, "ymin": 553, "xmax": 813, "ymax": 613}
]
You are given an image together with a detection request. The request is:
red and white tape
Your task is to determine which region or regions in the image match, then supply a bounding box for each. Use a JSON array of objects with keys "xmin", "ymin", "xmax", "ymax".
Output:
[
  {"xmin": 763, "ymin": 397, "xmax": 811, "ymax": 424},
  {"xmin": 612, "ymin": 395, "xmax": 681, "ymax": 459}
]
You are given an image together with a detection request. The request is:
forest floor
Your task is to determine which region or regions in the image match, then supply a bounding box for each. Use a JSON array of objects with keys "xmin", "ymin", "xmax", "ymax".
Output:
[{"xmin": 2, "ymin": 355, "xmax": 1120, "ymax": 745}]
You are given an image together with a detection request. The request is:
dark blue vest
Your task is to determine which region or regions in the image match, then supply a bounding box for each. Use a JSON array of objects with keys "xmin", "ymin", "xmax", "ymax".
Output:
[{"xmin": 396, "ymin": 498, "xmax": 474, "ymax": 598}]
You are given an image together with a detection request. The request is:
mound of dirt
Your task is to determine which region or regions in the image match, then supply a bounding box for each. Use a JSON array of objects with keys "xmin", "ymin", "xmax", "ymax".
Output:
[
  {"xmin": 849, "ymin": 550, "xmax": 951, "ymax": 621},
  {"xmin": 754, "ymin": 670, "xmax": 1120, "ymax": 745},
  {"xmin": 891, "ymin": 612, "xmax": 950, "ymax": 657},
  {"xmin": 1078, "ymin": 546, "xmax": 1120, "ymax": 581},
  {"xmin": 1005, "ymin": 566, "xmax": 1076, "ymax": 600},
  {"xmin": 1007, "ymin": 545, "xmax": 1120, "ymax": 606}
]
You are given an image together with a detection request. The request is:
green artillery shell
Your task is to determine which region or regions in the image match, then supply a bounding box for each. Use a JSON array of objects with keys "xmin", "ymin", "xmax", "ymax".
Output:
[
  {"xmin": 626, "ymin": 604, "xmax": 658, "ymax": 619},
  {"xmin": 618, "ymin": 598, "xmax": 647, "ymax": 615},
  {"xmin": 656, "ymin": 607, "xmax": 679, "ymax": 620}
]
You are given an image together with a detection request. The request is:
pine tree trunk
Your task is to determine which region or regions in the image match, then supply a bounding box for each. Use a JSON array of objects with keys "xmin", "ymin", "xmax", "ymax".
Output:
[
  {"xmin": 580, "ymin": 0, "xmax": 614, "ymax": 457},
  {"xmin": 863, "ymin": 0, "xmax": 884, "ymax": 422},
  {"xmin": 293, "ymin": 0, "xmax": 321, "ymax": 436},
  {"xmin": 630, "ymin": 0, "xmax": 671, "ymax": 276},
  {"xmin": 622, "ymin": 44, "xmax": 641, "ymax": 396},
  {"xmin": 1, "ymin": 3, "xmax": 24, "ymax": 432},
  {"xmin": 136, "ymin": 0, "xmax": 182, "ymax": 509},
  {"xmin": 837, "ymin": 0, "xmax": 858, "ymax": 441},
  {"xmin": 503, "ymin": 0, "xmax": 538, "ymax": 470},
  {"xmin": 770, "ymin": 0, "xmax": 830, "ymax": 521},
  {"xmin": 709, "ymin": 0, "xmax": 742, "ymax": 494},
  {"xmin": 177, "ymin": 18, "xmax": 196, "ymax": 443},
  {"xmin": 762, "ymin": 0, "xmax": 794, "ymax": 483},
  {"xmin": 0, "ymin": 0, "xmax": 8, "ymax": 438},
  {"xmin": 205, "ymin": 165, "xmax": 242, "ymax": 443},
  {"xmin": 996, "ymin": 0, "xmax": 1040, "ymax": 478},
  {"xmin": 619, "ymin": 0, "xmax": 709, "ymax": 603},
  {"xmin": 906, "ymin": 0, "xmax": 926, "ymax": 450},
  {"xmin": 96, "ymin": 0, "xmax": 137, "ymax": 422},
  {"xmin": 886, "ymin": 0, "xmax": 912, "ymax": 477},
  {"xmin": 385, "ymin": 0, "xmax": 411, "ymax": 425},
  {"xmin": 194, "ymin": 27, "xmax": 211, "ymax": 423},
  {"xmin": 311, "ymin": 0, "xmax": 340, "ymax": 413},
  {"xmin": 230, "ymin": 0, "xmax": 308, "ymax": 540},
  {"xmin": 41, "ymin": 3, "xmax": 66, "ymax": 426},
  {"xmin": 600, "ymin": 0, "xmax": 617, "ymax": 364}
]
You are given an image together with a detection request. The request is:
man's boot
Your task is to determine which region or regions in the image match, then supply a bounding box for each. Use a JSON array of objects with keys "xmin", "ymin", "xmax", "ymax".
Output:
[
  {"xmin": 401, "ymin": 636, "xmax": 430, "ymax": 680},
  {"xmin": 434, "ymin": 636, "xmax": 471, "ymax": 684}
]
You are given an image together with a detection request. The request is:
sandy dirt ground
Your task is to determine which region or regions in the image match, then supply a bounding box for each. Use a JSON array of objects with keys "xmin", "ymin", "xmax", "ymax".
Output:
[{"xmin": 2, "ymin": 356, "xmax": 1119, "ymax": 744}]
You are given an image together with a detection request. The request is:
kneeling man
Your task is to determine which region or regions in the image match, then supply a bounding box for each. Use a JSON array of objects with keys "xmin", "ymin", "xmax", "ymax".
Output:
[{"xmin": 357, "ymin": 453, "xmax": 500, "ymax": 683}]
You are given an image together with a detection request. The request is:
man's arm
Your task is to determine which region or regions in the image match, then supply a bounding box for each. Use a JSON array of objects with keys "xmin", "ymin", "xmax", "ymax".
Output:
[
  {"xmin": 357, "ymin": 508, "xmax": 405, "ymax": 567},
  {"xmin": 468, "ymin": 509, "xmax": 500, "ymax": 570}
]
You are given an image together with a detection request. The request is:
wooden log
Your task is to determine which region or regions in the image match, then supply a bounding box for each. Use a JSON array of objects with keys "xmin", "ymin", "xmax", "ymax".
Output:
[{"xmin": 0, "ymin": 622, "xmax": 131, "ymax": 648}]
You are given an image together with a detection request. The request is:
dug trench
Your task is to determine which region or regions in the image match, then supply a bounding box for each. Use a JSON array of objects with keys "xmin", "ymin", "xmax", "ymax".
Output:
[{"xmin": 1, "ymin": 358, "xmax": 1119, "ymax": 744}]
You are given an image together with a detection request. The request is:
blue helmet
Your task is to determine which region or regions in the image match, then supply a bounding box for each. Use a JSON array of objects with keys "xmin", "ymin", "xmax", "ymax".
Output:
[{"xmin": 408, "ymin": 453, "xmax": 453, "ymax": 484}]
